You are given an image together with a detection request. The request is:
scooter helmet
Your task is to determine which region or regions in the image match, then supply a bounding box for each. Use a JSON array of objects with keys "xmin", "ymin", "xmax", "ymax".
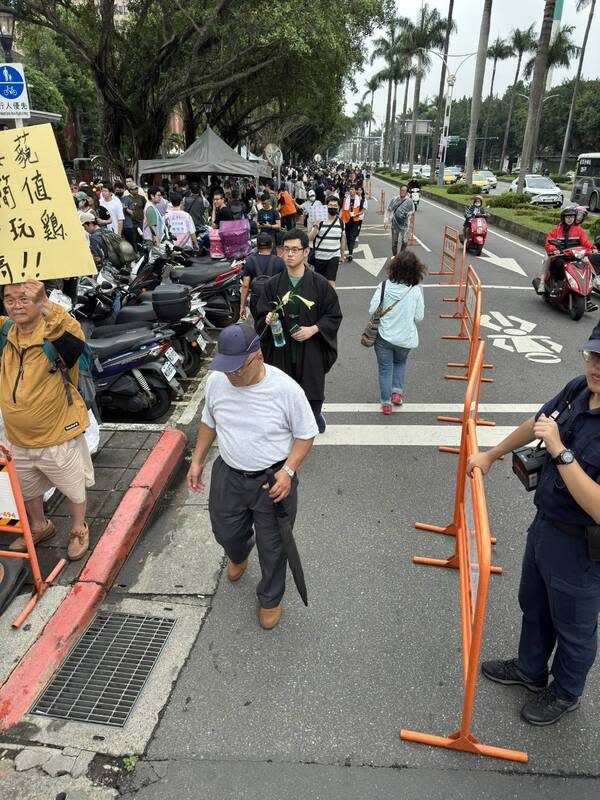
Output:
[
  {"xmin": 473, "ymin": 195, "xmax": 483, "ymax": 206},
  {"xmin": 575, "ymin": 205, "xmax": 589, "ymax": 224},
  {"xmin": 560, "ymin": 205, "xmax": 578, "ymax": 223}
]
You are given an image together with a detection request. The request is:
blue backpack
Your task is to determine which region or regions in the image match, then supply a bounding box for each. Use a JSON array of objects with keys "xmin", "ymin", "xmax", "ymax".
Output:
[{"xmin": 0, "ymin": 320, "xmax": 95, "ymax": 408}]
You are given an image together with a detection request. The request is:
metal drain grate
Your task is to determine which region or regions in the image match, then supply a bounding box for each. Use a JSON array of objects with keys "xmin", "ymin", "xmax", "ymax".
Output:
[{"xmin": 31, "ymin": 612, "xmax": 176, "ymax": 727}]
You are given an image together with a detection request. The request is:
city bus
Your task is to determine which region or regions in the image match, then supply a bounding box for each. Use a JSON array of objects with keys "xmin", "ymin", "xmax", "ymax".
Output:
[{"xmin": 572, "ymin": 153, "xmax": 600, "ymax": 211}]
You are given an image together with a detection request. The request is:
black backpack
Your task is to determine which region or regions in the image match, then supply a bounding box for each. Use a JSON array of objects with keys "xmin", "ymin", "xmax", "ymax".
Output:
[
  {"xmin": 229, "ymin": 200, "xmax": 246, "ymax": 221},
  {"xmin": 249, "ymin": 255, "xmax": 277, "ymax": 315}
]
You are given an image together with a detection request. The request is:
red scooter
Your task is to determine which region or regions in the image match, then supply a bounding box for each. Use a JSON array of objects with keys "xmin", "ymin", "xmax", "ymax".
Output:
[
  {"xmin": 460, "ymin": 215, "xmax": 488, "ymax": 256},
  {"xmin": 536, "ymin": 239, "xmax": 594, "ymax": 321}
]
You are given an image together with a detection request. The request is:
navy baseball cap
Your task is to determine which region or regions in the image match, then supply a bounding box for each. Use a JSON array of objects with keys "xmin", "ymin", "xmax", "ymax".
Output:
[
  {"xmin": 582, "ymin": 321, "xmax": 600, "ymax": 355},
  {"xmin": 211, "ymin": 324, "xmax": 260, "ymax": 373}
]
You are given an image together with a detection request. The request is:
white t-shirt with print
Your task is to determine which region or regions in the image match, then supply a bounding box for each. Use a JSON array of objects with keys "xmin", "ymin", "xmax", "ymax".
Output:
[
  {"xmin": 99, "ymin": 195, "xmax": 125, "ymax": 234},
  {"xmin": 166, "ymin": 208, "xmax": 196, "ymax": 248}
]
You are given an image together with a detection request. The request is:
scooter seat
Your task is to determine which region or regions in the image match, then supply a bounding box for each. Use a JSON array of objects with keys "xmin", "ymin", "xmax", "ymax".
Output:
[
  {"xmin": 117, "ymin": 304, "xmax": 158, "ymax": 324},
  {"xmin": 88, "ymin": 330, "xmax": 156, "ymax": 358},
  {"xmin": 170, "ymin": 262, "xmax": 234, "ymax": 285}
]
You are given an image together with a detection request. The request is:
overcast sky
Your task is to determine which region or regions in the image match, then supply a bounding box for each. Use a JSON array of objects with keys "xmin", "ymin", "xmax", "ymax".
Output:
[{"xmin": 348, "ymin": 0, "xmax": 599, "ymax": 126}]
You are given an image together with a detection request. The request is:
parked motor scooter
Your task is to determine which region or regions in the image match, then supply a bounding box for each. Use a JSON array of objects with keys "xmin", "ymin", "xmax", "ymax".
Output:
[{"xmin": 533, "ymin": 239, "xmax": 594, "ymax": 321}]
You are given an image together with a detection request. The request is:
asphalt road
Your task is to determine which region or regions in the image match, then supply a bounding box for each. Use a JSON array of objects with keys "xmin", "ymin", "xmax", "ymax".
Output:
[{"xmin": 121, "ymin": 175, "xmax": 600, "ymax": 798}]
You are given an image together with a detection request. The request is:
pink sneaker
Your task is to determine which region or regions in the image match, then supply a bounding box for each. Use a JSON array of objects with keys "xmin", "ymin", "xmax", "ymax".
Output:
[
  {"xmin": 391, "ymin": 392, "xmax": 403, "ymax": 406},
  {"xmin": 382, "ymin": 403, "xmax": 393, "ymax": 415}
]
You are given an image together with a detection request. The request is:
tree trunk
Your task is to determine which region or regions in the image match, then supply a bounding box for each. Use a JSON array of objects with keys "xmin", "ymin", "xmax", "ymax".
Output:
[
  {"xmin": 383, "ymin": 77, "xmax": 393, "ymax": 165},
  {"xmin": 431, "ymin": 0, "xmax": 455, "ymax": 174},
  {"xmin": 368, "ymin": 90, "xmax": 374, "ymax": 137},
  {"xmin": 480, "ymin": 57, "xmax": 498, "ymax": 168},
  {"xmin": 408, "ymin": 53, "xmax": 423, "ymax": 175},
  {"xmin": 400, "ymin": 75, "xmax": 411, "ymax": 165},
  {"xmin": 499, "ymin": 52, "xmax": 522, "ymax": 171},
  {"xmin": 388, "ymin": 79, "xmax": 398, "ymax": 164},
  {"xmin": 465, "ymin": 0, "xmax": 493, "ymax": 185},
  {"xmin": 518, "ymin": 0, "xmax": 555, "ymax": 192},
  {"xmin": 182, "ymin": 96, "xmax": 197, "ymax": 149},
  {"xmin": 559, "ymin": 0, "xmax": 595, "ymax": 175}
]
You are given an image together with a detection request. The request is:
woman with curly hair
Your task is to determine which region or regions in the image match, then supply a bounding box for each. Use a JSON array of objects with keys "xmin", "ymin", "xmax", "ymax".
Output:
[{"xmin": 368, "ymin": 251, "xmax": 426, "ymax": 415}]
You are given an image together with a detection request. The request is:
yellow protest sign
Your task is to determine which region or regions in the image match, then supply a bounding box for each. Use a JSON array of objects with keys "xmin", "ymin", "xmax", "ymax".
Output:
[{"xmin": 0, "ymin": 123, "xmax": 95, "ymax": 285}]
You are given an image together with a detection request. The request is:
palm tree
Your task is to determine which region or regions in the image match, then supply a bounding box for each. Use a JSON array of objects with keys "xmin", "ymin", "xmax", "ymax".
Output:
[
  {"xmin": 431, "ymin": 0, "xmax": 456, "ymax": 177},
  {"xmin": 559, "ymin": 0, "xmax": 596, "ymax": 175},
  {"xmin": 386, "ymin": 27, "xmax": 414, "ymax": 165},
  {"xmin": 370, "ymin": 20, "xmax": 401, "ymax": 165},
  {"xmin": 517, "ymin": 0, "xmax": 556, "ymax": 193},
  {"xmin": 464, "ymin": 0, "xmax": 493, "ymax": 186},
  {"xmin": 406, "ymin": 3, "xmax": 448, "ymax": 175},
  {"xmin": 480, "ymin": 37, "xmax": 514, "ymax": 167},
  {"xmin": 353, "ymin": 101, "xmax": 375, "ymax": 160},
  {"xmin": 524, "ymin": 24, "xmax": 580, "ymax": 174},
  {"xmin": 362, "ymin": 73, "xmax": 381, "ymax": 141},
  {"xmin": 499, "ymin": 25, "xmax": 537, "ymax": 172}
]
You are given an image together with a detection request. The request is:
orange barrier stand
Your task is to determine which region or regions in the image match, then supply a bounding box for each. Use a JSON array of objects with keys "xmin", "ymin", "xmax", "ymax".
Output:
[
  {"xmin": 441, "ymin": 240, "xmax": 467, "ymax": 320},
  {"xmin": 444, "ymin": 267, "xmax": 493, "ymax": 382},
  {"xmin": 402, "ymin": 415, "xmax": 527, "ymax": 763},
  {"xmin": 430, "ymin": 225, "xmax": 460, "ymax": 283},
  {"xmin": 377, "ymin": 189, "xmax": 385, "ymax": 215},
  {"xmin": 0, "ymin": 457, "xmax": 66, "ymax": 628},
  {"xmin": 407, "ymin": 213, "xmax": 417, "ymax": 246}
]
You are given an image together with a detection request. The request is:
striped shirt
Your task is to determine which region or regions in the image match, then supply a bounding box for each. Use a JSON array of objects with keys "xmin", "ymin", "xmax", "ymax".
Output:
[{"xmin": 312, "ymin": 216, "xmax": 344, "ymax": 259}]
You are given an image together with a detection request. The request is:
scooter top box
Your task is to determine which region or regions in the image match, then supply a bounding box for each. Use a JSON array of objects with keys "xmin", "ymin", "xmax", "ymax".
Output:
[{"xmin": 152, "ymin": 284, "xmax": 191, "ymax": 322}]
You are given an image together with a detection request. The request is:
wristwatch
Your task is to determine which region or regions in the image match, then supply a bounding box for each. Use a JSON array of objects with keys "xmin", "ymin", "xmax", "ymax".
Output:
[
  {"xmin": 282, "ymin": 465, "xmax": 295, "ymax": 478},
  {"xmin": 551, "ymin": 449, "xmax": 575, "ymax": 465}
]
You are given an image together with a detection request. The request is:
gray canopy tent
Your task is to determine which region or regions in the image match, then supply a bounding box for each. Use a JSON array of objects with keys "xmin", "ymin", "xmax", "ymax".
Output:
[{"xmin": 135, "ymin": 126, "xmax": 272, "ymax": 181}]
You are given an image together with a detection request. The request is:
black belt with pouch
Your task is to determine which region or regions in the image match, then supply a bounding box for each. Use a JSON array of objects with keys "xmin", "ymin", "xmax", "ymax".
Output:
[{"xmin": 539, "ymin": 511, "xmax": 600, "ymax": 561}]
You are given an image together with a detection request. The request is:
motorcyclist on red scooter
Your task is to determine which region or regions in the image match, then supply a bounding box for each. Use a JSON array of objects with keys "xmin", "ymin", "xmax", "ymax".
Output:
[
  {"xmin": 544, "ymin": 205, "xmax": 593, "ymax": 283},
  {"xmin": 463, "ymin": 195, "xmax": 488, "ymax": 236}
]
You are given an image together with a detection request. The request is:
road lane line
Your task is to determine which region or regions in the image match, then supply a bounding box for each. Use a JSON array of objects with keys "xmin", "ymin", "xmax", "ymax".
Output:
[
  {"xmin": 322, "ymin": 403, "xmax": 538, "ymax": 413},
  {"xmin": 313, "ymin": 425, "xmax": 517, "ymax": 447},
  {"xmin": 412, "ymin": 234, "xmax": 431, "ymax": 252}
]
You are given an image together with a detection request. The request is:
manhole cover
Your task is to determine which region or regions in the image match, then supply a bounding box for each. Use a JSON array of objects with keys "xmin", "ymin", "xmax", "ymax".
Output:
[{"xmin": 31, "ymin": 612, "xmax": 176, "ymax": 727}]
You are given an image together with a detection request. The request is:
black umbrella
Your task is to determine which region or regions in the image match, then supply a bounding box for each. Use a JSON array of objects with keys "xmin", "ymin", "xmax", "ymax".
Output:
[{"xmin": 266, "ymin": 469, "xmax": 308, "ymax": 606}]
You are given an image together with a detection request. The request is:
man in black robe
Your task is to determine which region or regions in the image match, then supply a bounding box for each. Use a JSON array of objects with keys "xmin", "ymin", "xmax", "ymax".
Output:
[{"xmin": 255, "ymin": 228, "xmax": 342, "ymax": 434}]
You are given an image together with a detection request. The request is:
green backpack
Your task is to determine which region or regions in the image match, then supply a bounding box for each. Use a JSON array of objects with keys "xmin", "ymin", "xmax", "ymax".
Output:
[{"xmin": 0, "ymin": 320, "xmax": 96, "ymax": 408}]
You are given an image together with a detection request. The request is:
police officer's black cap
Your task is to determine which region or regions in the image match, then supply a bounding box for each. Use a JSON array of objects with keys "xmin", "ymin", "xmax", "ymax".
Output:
[{"xmin": 582, "ymin": 320, "xmax": 600, "ymax": 354}]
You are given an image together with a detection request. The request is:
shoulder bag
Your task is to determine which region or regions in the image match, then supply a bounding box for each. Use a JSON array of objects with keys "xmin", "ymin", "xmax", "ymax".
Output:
[
  {"xmin": 361, "ymin": 282, "xmax": 414, "ymax": 348},
  {"xmin": 308, "ymin": 215, "xmax": 341, "ymax": 266}
]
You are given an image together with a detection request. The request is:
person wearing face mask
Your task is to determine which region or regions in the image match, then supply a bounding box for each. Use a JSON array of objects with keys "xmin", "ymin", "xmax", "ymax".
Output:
[
  {"xmin": 384, "ymin": 184, "xmax": 414, "ymax": 256},
  {"xmin": 308, "ymin": 196, "xmax": 346, "ymax": 288}
]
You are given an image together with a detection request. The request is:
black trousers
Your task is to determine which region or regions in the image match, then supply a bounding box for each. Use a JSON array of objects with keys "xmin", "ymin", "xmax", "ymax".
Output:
[
  {"xmin": 549, "ymin": 256, "xmax": 567, "ymax": 282},
  {"xmin": 123, "ymin": 227, "xmax": 137, "ymax": 251},
  {"xmin": 209, "ymin": 457, "xmax": 298, "ymax": 608},
  {"xmin": 345, "ymin": 219, "xmax": 360, "ymax": 255}
]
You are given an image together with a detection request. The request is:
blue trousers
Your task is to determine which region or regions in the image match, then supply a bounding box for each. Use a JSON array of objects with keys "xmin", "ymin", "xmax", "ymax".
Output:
[
  {"xmin": 517, "ymin": 512, "xmax": 600, "ymax": 701},
  {"xmin": 374, "ymin": 335, "xmax": 410, "ymax": 404}
]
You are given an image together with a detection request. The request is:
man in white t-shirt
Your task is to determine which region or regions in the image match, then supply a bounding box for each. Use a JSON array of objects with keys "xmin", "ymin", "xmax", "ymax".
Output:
[
  {"xmin": 165, "ymin": 192, "xmax": 199, "ymax": 251},
  {"xmin": 98, "ymin": 184, "xmax": 125, "ymax": 235},
  {"xmin": 187, "ymin": 324, "xmax": 317, "ymax": 630}
]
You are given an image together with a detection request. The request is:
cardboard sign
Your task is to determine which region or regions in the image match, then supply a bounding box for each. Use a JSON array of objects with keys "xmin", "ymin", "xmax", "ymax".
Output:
[{"xmin": 0, "ymin": 123, "xmax": 95, "ymax": 284}]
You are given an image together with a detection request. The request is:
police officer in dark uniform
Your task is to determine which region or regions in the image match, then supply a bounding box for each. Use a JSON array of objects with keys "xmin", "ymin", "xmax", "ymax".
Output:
[{"xmin": 467, "ymin": 324, "xmax": 600, "ymax": 726}]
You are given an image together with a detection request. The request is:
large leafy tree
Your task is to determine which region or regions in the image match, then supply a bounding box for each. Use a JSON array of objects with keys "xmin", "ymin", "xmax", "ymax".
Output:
[{"xmin": 15, "ymin": 0, "xmax": 389, "ymax": 170}]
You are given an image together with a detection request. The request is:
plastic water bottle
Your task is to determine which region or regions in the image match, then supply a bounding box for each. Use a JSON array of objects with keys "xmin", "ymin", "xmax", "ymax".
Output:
[{"xmin": 270, "ymin": 314, "xmax": 286, "ymax": 348}]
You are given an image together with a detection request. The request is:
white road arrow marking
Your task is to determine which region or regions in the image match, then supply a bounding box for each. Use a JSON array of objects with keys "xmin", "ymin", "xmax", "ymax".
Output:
[
  {"xmin": 479, "ymin": 249, "xmax": 527, "ymax": 276},
  {"xmin": 352, "ymin": 243, "xmax": 388, "ymax": 277}
]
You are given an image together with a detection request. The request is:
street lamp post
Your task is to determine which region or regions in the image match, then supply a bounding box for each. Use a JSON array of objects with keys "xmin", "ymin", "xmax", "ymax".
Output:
[{"xmin": 0, "ymin": 4, "xmax": 23, "ymax": 130}]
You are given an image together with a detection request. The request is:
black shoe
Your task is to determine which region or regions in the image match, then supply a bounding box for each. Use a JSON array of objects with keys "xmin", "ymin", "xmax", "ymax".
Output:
[
  {"xmin": 481, "ymin": 658, "xmax": 547, "ymax": 692},
  {"xmin": 532, "ymin": 277, "xmax": 541, "ymax": 294},
  {"xmin": 520, "ymin": 684, "xmax": 580, "ymax": 726},
  {"xmin": 586, "ymin": 300, "xmax": 598, "ymax": 312},
  {"xmin": 317, "ymin": 413, "xmax": 327, "ymax": 434},
  {"xmin": 346, "ymin": 255, "xmax": 353, "ymax": 262}
]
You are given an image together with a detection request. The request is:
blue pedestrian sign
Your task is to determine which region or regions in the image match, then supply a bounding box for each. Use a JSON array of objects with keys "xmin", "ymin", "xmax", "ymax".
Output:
[{"xmin": 0, "ymin": 63, "xmax": 30, "ymax": 119}]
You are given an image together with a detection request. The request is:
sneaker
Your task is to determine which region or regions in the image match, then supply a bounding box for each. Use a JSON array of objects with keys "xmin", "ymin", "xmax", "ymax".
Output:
[
  {"xmin": 67, "ymin": 522, "xmax": 89, "ymax": 561},
  {"xmin": 586, "ymin": 300, "xmax": 598, "ymax": 312},
  {"xmin": 9, "ymin": 520, "xmax": 56, "ymax": 552},
  {"xmin": 520, "ymin": 684, "xmax": 580, "ymax": 726},
  {"xmin": 382, "ymin": 403, "xmax": 393, "ymax": 416},
  {"xmin": 391, "ymin": 392, "xmax": 403, "ymax": 406},
  {"xmin": 481, "ymin": 658, "xmax": 547, "ymax": 692},
  {"xmin": 317, "ymin": 413, "xmax": 327, "ymax": 434},
  {"xmin": 346, "ymin": 255, "xmax": 353, "ymax": 262}
]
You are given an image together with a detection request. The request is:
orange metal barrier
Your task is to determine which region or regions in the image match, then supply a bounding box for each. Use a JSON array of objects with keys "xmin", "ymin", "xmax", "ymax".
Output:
[
  {"xmin": 430, "ymin": 225, "xmax": 460, "ymax": 282},
  {"xmin": 407, "ymin": 213, "xmax": 417, "ymax": 246},
  {"xmin": 402, "ymin": 410, "xmax": 527, "ymax": 764},
  {"xmin": 440, "ymin": 240, "xmax": 467, "ymax": 320},
  {"xmin": 0, "ymin": 457, "xmax": 66, "ymax": 628},
  {"xmin": 377, "ymin": 189, "xmax": 385, "ymax": 215}
]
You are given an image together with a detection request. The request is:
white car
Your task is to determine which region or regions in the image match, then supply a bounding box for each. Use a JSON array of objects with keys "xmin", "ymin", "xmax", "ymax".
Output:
[
  {"xmin": 478, "ymin": 170, "xmax": 497, "ymax": 189},
  {"xmin": 412, "ymin": 164, "xmax": 431, "ymax": 179},
  {"xmin": 509, "ymin": 175, "xmax": 563, "ymax": 208}
]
